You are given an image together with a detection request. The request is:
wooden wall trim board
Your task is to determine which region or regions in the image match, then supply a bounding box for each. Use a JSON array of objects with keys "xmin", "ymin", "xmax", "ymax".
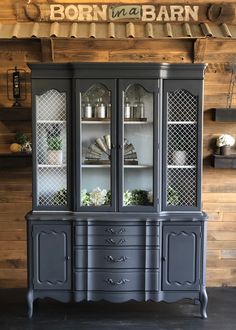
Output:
[
  {"xmin": 40, "ymin": 38, "xmax": 54, "ymax": 62},
  {"xmin": 1, "ymin": 3, "xmax": 236, "ymax": 288}
]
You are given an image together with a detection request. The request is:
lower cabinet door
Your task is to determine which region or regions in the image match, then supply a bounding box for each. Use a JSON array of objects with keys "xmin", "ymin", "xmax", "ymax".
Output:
[
  {"xmin": 162, "ymin": 224, "xmax": 201, "ymax": 291},
  {"xmin": 33, "ymin": 224, "xmax": 71, "ymax": 290}
]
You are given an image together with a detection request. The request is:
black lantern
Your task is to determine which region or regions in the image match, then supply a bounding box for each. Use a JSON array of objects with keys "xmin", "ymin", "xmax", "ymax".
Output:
[{"xmin": 7, "ymin": 67, "xmax": 26, "ymax": 107}]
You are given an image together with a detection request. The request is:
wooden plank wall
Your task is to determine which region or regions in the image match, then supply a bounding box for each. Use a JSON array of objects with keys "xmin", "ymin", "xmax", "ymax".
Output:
[
  {"xmin": 0, "ymin": 0, "xmax": 236, "ymax": 288},
  {"xmin": 0, "ymin": 40, "xmax": 41, "ymax": 287},
  {"xmin": 201, "ymin": 40, "xmax": 236, "ymax": 286}
]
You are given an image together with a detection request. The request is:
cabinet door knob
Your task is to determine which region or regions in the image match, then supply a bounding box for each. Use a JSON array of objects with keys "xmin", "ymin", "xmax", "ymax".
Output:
[
  {"xmin": 162, "ymin": 256, "xmax": 166, "ymax": 262},
  {"xmin": 66, "ymin": 256, "xmax": 71, "ymax": 261}
]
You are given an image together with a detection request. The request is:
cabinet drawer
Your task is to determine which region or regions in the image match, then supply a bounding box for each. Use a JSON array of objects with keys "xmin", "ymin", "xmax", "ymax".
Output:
[
  {"xmin": 75, "ymin": 270, "xmax": 143, "ymax": 291},
  {"xmin": 75, "ymin": 248, "xmax": 160, "ymax": 269},
  {"xmin": 75, "ymin": 235, "xmax": 159, "ymax": 247},
  {"xmin": 76, "ymin": 248, "xmax": 144, "ymax": 269},
  {"xmin": 75, "ymin": 270, "xmax": 159, "ymax": 291},
  {"xmin": 75, "ymin": 224, "xmax": 159, "ymax": 236}
]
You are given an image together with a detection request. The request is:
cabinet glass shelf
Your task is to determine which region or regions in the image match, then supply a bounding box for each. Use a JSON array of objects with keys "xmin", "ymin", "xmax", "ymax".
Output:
[
  {"xmin": 37, "ymin": 120, "xmax": 66, "ymax": 124},
  {"xmin": 38, "ymin": 164, "xmax": 66, "ymax": 168},
  {"xmin": 82, "ymin": 120, "xmax": 150, "ymax": 124},
  {"xmin": 167, "ymin": 165, "xmax": 196, "ymax": 168},
  {"xmin": 82, "ymin": 164, "xmax": 153, "ymax": 168},
  {"xmin": 168, "ymin": 121, "xmax": 197, "ymax": 125}
]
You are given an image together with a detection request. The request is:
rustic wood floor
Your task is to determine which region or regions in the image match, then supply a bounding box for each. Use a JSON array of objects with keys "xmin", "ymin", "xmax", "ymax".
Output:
[{"xmin": 0, "ymin": 288, "xmax": 235, "ymax": 330}]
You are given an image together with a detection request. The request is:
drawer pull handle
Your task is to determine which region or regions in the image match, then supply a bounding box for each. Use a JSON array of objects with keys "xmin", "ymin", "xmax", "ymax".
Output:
[
  {"xmin": 105, "ymin": 228, "xmax": 126, "ymax": 235},
  {"xmin": 105, "ymin": 278, "xmax": 130, "ymax": 286},
  {"xmin": 105, "ymin": 255, "xmax": 128, "ymax": 263},
  {"xmin": 105, "ymin": 238, "xmax": 126, "ymax": 245}
]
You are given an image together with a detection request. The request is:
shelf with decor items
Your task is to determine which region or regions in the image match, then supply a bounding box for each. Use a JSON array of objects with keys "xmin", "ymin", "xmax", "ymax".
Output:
[
  {"xmin": 0, "ymin": 107, "xmax": 32, "ymax": 121},
  {"xmin": 0, "ymin": 152, "xmax": 32, "ymax": 169},
  {"xmin": 213, "ymin": 154, "xmax": 236, "ymax": 168},
  {"xmin": 213, "ymin": 108, "xmax": 236, "ymax": 121},
  {"xmin": 26, "ymin": 62, "xmax": 208, "ymax": 320},
  {"xmin": 213, "ymin": 134, "xmax": 236, "ymax": 168}
]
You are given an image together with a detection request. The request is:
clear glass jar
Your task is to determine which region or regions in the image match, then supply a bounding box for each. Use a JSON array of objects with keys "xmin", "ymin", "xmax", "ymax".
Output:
[
  {"xmin": 133, "ymin": 100, "xmax": 145, "ymax": 119},
  {"xmin": 124, "ymin": 98, "xmax": 131, "ymax": 119},
  {"xmin": 95, "ymin": 98, "xmax": 106, "ymax": 119}
]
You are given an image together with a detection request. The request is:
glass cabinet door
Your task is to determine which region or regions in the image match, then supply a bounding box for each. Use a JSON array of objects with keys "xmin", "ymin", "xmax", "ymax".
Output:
[
  {"xmin": 118, "ymin": 80, "xmax": 159, "ymax": 211},
  {"xmin": 163, "ymin": 80, "xmax": 201, "ymax": 211},
  {"xmin": 34, "ymin": 80, "xmax": 70, "ymax": 210},
  {"xmin": 76, "ymin": 79, "xmax": 116, "ymax": 211}
]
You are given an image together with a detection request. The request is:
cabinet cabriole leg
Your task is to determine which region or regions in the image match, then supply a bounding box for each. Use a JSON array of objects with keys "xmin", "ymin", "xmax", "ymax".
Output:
[
  {"xmin": 200, "ymin": 286, "xmax": 208, "ymax": 319},
  {"xmin": 27, "ymin": 290, "xmax": 34, "ymax": 318}
]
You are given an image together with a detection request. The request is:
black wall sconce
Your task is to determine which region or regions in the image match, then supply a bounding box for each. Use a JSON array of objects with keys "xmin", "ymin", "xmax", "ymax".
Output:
[{"xmin": 7, "ymin": 67, "xmax": 27, "ymax": 107}]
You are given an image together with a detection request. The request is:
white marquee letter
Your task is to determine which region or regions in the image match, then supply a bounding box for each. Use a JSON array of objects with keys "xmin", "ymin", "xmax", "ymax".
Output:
[
  {"xmin": 65, "ymin": 5, "xmax": 78, "ymax": 21},
  {"xmin": 92, "ymin": 5, "xmax": 107, "ymax": 21},
  {"xmin": 170, "ymin": 6, "xmax": 184, "ymax": 21},
  {"xmin": 50, "ymin": 5, "xmax": 65, "ymax": 21},
  {"xmin": 156, "ymin": 6, "xmax": 170, "ymax": 21},
  {"xmin": 142, "ymin": 5, "xmax": 156, "ymax": 21},
  {"xmin": 78, "ymin": 5, "xmax": 93, "ymax": 21},
  {"xmin": 184, "ymin": 6, "xmax": 199, "ymax": 21}
]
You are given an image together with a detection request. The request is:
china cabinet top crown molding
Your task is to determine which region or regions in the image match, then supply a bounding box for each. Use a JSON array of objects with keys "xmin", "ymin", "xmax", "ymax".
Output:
[{"xmin": 28, "ymin": 63, "xmax": 206, "ymax": 79}]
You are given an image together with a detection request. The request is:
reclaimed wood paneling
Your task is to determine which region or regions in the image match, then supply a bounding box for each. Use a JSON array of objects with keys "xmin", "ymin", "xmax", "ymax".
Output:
[
  {"xmin": 53, "ymin": 39, "xmax": 193, "ymax": 63},
  {"xmin": 0, "ymin": 39, "xmax": 39, "ymax": 289},
  {"xmin": 202, "ymin": 39, "xmax": 236, "ymax": 291}
]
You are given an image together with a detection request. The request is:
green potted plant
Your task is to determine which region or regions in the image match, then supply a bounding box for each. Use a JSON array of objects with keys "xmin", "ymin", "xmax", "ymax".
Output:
[
  {"xmin": 47, "ymin": 136, "xmax": 63, "ymax": 165},
  {"xmin": 53, "ymin": 188, "xmax": 67, "ymax": 205}
]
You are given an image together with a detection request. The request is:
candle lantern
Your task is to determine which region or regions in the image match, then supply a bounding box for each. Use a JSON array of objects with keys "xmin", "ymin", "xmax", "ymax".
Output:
[{"xmin": 7, "ymin": 67, "xmax": 26, "ymax": 107}]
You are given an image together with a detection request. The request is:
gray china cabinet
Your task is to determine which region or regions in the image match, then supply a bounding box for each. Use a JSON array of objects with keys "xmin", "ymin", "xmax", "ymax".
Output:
[{"xmin": 26, "ymin": 63, "xmax": 208, "ymax": 319}]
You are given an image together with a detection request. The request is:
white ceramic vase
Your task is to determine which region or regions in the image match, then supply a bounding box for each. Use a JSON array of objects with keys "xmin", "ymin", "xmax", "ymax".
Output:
[
  {"xmin": 47, "ymin": 150, "xmax": 63, "ymax": 165},
  {"xmin": 172, "ymin": 150, "xmax": 187, "ymax": 166}
]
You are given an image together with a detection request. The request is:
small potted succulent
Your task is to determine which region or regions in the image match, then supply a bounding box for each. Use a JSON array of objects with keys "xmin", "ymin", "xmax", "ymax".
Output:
[
  {"xmin": 10, "ymin": 131, "xmax": 31, "ymax": 153},
  {"xmin": 47, "ymin": 136, "xmax": 63, "ymax": 164},
  {"xmin": 216, "ymin": 134, "xmax": 235, "ymax": 155}
]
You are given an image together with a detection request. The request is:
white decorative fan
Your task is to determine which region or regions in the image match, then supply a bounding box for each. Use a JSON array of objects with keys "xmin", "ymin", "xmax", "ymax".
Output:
[{"xmin": 84, "ymin": 135, "xmax": 138, "ymax": 164}]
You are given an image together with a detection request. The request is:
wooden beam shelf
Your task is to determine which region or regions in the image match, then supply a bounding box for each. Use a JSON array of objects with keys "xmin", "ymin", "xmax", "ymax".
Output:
[
  {"xmin": 0, "ymin": 153, "xmax": 32, "ymax": 169},
  {"xmin": 213, "ymin": 154, "xmax": 236, "ymax": 168},
  {"xmin": 0, "ymin": 107, "xmax": 32, "ymax": 121},
  {"xmin": 0, "ymin": 152, "xmax": 32, "ymax": 157},
  {"xmin": 213, "ymin": 108, "xmax": 236, "ymax": 122}
]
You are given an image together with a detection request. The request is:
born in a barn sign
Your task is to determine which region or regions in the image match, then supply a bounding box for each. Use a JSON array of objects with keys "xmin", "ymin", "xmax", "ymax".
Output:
[{"xmin": 15, "ymin": 2, "xmax": 235, "ymax": 23}]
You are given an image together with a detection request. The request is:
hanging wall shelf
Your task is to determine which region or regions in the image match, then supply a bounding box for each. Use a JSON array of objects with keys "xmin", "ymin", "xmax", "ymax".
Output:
[
  {"xmin": 213, "ymin": 108, "xmax": 236, "ymax": 121},
  {"xmin": 0, "ymin": 152, "xmax": 32, "ymax": 169},
  {"xmin": 0, "ymin": 107, "xmax": 32, "ymax": 121},
  {"xmin": 213, "ymin": 154, "xmax": 236, "ymax": 168}
]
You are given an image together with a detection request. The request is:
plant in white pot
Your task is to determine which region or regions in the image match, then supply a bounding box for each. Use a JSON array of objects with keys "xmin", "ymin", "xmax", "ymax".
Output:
[
  {"xmin": 47, "ymin": 136, "xmax": 63, "ymax": 165},
  {"xmin": 172, "ymin": 137, "xmax": 187, "ymax": 166},
  {"xmin": 216, "ymin": 134, "xmax": 235, "ymax": 155}
]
